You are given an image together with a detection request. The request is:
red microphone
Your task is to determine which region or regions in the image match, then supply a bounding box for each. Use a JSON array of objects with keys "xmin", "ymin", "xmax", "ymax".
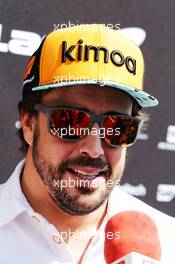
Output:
[{"xmin": 104, "ymin": 211, "xmax": 162, "ymax": 264}]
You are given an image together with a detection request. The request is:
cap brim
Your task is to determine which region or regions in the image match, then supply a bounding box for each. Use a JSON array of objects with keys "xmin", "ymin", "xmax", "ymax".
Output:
[{"xmin": 32, "ymin": 80, "xmax": 158, "ymax": 108}]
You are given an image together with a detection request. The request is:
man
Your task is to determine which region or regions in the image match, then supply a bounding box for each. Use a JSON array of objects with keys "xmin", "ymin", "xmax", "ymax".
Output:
[{"xmin": 0, "ymin": 24, "xmax": 174, "ymax": 264}]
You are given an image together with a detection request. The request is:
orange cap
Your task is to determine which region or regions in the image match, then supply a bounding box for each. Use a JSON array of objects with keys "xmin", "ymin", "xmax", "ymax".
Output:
[{"xmin": 23, "ymin": 24, "xmax": 158, "ymax": 108}]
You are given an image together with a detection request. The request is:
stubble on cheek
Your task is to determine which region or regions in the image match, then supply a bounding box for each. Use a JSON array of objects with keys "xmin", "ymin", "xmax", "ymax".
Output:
[
  {"xmin": 109, "ymin": 147, "xmax": 127, "ymax": 186},
  {"xmin": 31, "ymin": 121, "xmax": 126, "ymax": 215}
]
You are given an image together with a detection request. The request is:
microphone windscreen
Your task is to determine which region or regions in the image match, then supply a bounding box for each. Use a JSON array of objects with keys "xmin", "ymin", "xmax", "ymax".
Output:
[{"xmin": 104, "ymin": 210, "xmax": 161, "ymax": 264}]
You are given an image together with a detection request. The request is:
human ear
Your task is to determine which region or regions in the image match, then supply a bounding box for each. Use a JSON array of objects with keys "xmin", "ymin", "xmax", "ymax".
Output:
[{"xmin": 21, "ymin": 111, "xmax": 36, "ymax": 146}]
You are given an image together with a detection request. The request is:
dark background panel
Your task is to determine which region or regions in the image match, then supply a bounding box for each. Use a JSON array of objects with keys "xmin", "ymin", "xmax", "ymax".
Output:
[{"xmin": 0, "ymin": 0, "xmax": 175, "ymax": 217}]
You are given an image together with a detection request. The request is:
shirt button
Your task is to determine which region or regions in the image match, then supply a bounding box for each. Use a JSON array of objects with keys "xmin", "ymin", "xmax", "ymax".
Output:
[
  {"xmin": 52, "ymin": 235, "xmax": 62, "ymax": 244},
  {"xmin": 32, "ymin": 215, "xmax": 40, "ymax": 222}
]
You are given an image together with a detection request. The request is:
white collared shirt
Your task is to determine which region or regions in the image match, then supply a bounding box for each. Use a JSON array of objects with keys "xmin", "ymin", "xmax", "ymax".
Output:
[{"xmin": 0, "ymin": 159, "xmax": 175, "ymax": 264}]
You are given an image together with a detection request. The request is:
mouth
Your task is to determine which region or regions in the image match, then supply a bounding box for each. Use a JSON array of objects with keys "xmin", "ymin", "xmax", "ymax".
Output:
[{"xmin": 67, "ymin": 166, "xmax": 109, "ymax": 180}]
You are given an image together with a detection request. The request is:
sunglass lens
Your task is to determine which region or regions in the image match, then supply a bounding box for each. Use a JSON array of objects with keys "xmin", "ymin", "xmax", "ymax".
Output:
[
  {"xmin": 103, "ymin": 116, "xmax": 139, "ymax": 146},
  {"xmin": 49, "ymin": 109, "xmax": 91, "ymax": 139}
]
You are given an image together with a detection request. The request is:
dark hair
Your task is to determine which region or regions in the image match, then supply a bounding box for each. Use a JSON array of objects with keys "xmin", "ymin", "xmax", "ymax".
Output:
[{"xmin": 17, "ymin": 90, "xmax": 149, "ymax": 155}]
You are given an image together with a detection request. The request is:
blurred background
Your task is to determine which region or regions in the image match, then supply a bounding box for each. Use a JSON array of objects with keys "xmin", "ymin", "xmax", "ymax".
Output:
[{"xmin": 0, "ymin": 0, "xmax": 175, "ymax": 216}]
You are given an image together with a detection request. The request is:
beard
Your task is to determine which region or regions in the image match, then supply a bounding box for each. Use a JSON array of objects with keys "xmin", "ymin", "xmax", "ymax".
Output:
[{"xmin": 32, "ymin": 122, "xmax": 123, "ymax": 215}]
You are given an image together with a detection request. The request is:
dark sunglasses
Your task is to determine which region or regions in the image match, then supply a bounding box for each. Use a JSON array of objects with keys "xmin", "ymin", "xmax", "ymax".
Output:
[{"xmin": 34, "ymin": 103, "xmax": 143, "ymax": 147}]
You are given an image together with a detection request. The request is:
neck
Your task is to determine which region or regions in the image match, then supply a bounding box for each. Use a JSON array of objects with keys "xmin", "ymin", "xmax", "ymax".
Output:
[{"xmin": 21, "ymin": 150, "xmax": 108, "ymax": 233}]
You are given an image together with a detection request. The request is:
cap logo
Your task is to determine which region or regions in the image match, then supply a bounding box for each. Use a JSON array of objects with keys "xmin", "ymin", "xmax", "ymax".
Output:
[{"xmin": 61, "ymin": 39, "xmax": 136, "ymax": 75}]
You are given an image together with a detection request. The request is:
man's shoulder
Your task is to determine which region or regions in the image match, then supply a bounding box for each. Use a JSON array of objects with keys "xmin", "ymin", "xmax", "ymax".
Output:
[
  {"xmin": 0, "ymin": 159, "xmax": 25, "ymax": 203},
  {"xmin": 0, "ymin": 182, "xmax": 5, "ymax": 189},
  {"xmin": 0, "ymin": 182, "xmax": 6, "ymax": 196},
  {"xmin": 110, "ymin": 186, "xmax": 175, "ymax": 227}
]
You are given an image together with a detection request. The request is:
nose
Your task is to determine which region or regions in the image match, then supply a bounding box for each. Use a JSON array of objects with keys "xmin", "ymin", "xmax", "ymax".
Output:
[{"xmin": 78, "ymin": 123, "xmax": 105, "ymax": 158}]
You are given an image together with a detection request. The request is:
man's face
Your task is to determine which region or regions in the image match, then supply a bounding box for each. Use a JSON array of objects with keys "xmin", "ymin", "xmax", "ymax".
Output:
[{"xmin": 31, "ymin": 85, "xmax": 133, "ymax": 215}]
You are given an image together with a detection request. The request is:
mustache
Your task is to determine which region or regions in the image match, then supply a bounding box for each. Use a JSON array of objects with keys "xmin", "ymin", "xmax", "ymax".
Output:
[{"xmin": 59, "ymin": 156, "xmax": 112, "ymax": 176}]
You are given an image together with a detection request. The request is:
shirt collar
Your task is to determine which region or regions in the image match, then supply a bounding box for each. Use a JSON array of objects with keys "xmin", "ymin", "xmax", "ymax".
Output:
[{"xmin": 0, "ymin": 159, "xmax": 35, "ymax": 227}]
